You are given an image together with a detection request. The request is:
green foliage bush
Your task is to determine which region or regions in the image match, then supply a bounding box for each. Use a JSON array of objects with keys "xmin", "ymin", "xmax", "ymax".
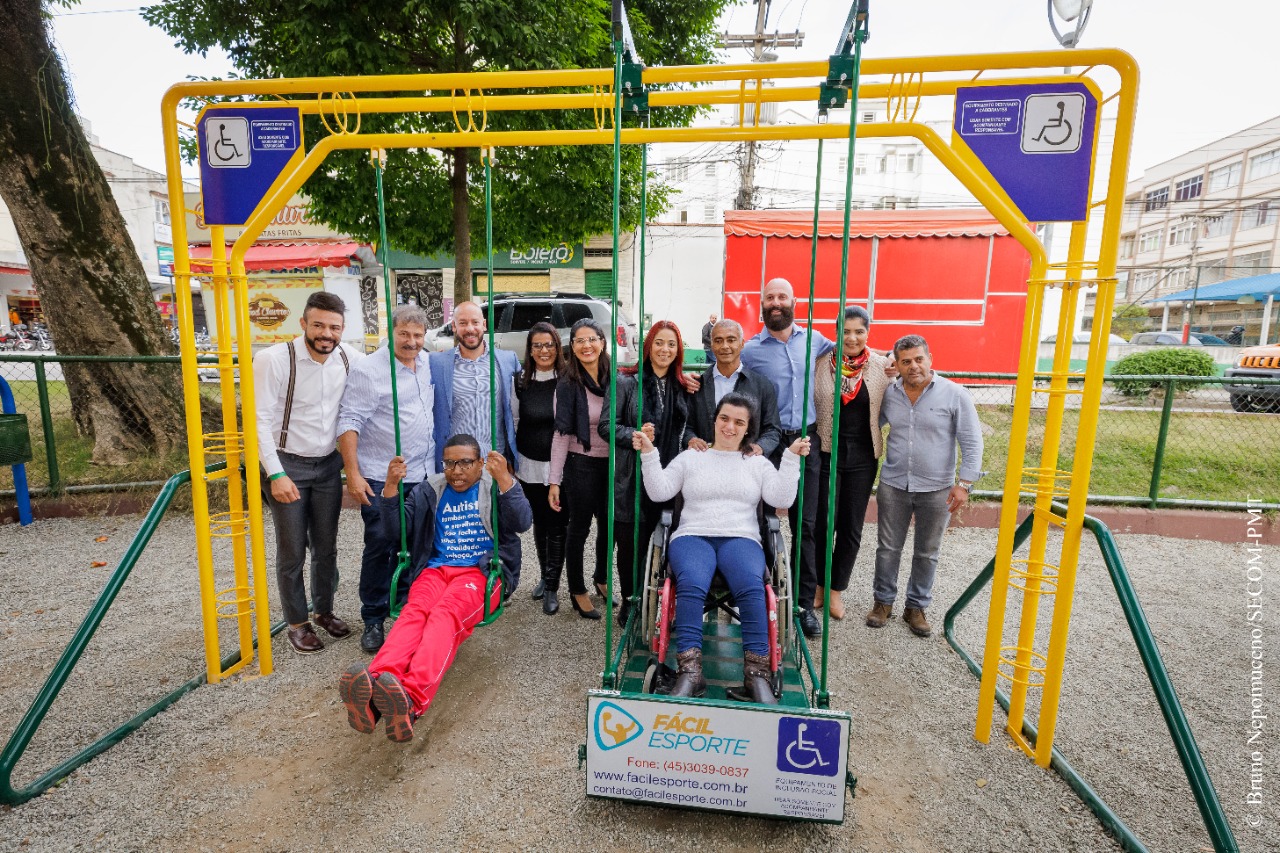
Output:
[{"xmin": 1112, "ymin": 348, "xmax": 1217, "ymax": 395}]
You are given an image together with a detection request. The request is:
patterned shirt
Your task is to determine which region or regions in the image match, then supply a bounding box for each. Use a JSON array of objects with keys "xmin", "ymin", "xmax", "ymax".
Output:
[
  {"xmin": 336, "ymin": 347, "xmax": 435, "ymax": 482},
  {"xmin": 451, "ymin": 345, "xmax": 505, "ymax": 456}
]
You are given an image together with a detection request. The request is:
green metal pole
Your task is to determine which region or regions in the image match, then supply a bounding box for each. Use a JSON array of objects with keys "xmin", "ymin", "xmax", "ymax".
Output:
[
  {"xmin": 603, "ymin": 36, "xmax": 624, "ymax": 688},
  {"xmin": 795, "ymin": 140, "xmax": 824, "ymax": 647},
  {"xmin": 374, "ymin": 155, "xmax": 410, "ymax": 618},
  {"xmin": 819, "ymin": 20, "xmax": 869, "ymax": 706},
  {"xmin": 1148, "ymin": 378, "xmax": 1175, "ymax": 509},
  {"xmin": 33, "ymin": 360, "xmax": 60, "ymax": 496},
  {"xmin": 631, "ymin": 139, "xmax": 648, "ymax": 605},
  {"xmin": 483, "ymin": 151, "xmax": 503, "ymax": 622}
]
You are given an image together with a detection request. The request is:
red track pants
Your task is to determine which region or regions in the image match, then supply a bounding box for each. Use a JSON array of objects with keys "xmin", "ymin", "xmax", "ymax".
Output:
[{"xmin": 368, "ymin": 564, "xmax": 500, "ymax": 715}]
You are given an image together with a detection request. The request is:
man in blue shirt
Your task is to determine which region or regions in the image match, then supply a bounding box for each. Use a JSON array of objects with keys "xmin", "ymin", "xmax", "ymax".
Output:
[
  {"xmin": 870, "ymin": 335, "xmax": 984, "ymax": 638},
  {"xmin": 741, "ymin": 277, "xmax": 834, "ymax": 639},
  {"xmin": 337, "ymin": 305, "xmax": 436, "ymax": 654},
  {"xmin": 338, "ymin": 433, "xmax": 532, "ymax": 743}
]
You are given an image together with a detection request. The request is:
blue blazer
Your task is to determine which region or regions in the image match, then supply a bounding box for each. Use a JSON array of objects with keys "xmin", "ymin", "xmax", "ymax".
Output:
[{"xmin": 428, "ymin": 347, "xmax": 520, "ymax": 472}]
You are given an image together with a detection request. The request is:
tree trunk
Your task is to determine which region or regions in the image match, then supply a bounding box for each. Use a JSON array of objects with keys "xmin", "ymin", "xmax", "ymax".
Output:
[
  {"xmin": 0, "ymin": 0, "xmax": 186, "ymax": 465},
  {"xmin": 451, "ymin": 149, "xmax": 472, "ymax": 304}
]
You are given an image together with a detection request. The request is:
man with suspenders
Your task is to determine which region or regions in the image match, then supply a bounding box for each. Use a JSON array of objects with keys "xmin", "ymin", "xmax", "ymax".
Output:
[{"xmin": 253, "ymin": 291, "xmax": 364, "ymax": 654}]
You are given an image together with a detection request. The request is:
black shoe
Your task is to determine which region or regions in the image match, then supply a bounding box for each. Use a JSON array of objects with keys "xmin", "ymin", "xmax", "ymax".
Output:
[
  {"xmin": 360, "ymin": 621, "xmax": 386, "ymax": 654},
  {"xmin": 542, "ymin": 589, "xmax": 559, "ymax": 615},
  {"xmin": 571, "ymin": 593, "xmax": 602, "ymax": 620},
  {"xmin": 595, "ymin": 581, "xmax": 619, "ymax": 608},
  {"xmin": 531, "ymin": 579, "xmax": 546, "ymax": 600},
  {"xmin": 617, "ymin": 599, "xmax": 633, "ymax": 629},
  {"xmin": 799, "ymin": 609, "xmax": 822, "ymax": 639}
]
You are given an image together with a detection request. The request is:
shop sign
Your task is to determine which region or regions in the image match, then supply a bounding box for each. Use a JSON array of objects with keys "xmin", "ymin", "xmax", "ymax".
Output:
[{"xmin": 248, "ymin": 294, "xmax": 292, "ymax": 330}]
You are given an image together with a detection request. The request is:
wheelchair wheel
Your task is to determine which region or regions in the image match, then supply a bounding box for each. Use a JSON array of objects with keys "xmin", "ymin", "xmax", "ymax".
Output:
[
  {"xmin": 642, "ymin": 659, "xmax": 659, "ymax": 694},
  {"xmin": 641, "ymin": 538, "xmax": 664, "ymax": 646},
  {"xmin": 774, "ymin": 539, "xmax": 792, "ymax": 656}
]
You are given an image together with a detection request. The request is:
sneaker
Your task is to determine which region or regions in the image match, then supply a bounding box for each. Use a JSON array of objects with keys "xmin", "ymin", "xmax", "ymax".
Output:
[
  {"xmin": 371, "ymin": 672, "xmax": 417, "ymax": 743},
  {"xmin": 865, "ymin": 601, "xmax": 892, "ymax": 628},
  {"xmin": 903, "ymin": 607, "xmax": 933, "ymax": 638},
  {"xmin": 286, "ymin": 623, "xmax": 324, "ymax": 654},
  {"xmin": 338, "ymin": 662, "xmax": 379, "ymax": 734}
]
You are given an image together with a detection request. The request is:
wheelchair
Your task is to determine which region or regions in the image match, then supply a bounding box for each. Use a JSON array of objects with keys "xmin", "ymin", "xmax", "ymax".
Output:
[{"xmin": 638, "ymin": 500, "xmax": 792, "ymax": 702}]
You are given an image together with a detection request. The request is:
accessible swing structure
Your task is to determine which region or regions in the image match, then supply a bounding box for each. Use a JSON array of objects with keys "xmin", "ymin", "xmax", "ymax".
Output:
[{"xmin": 0, "ymin": 0, "xmax": 1237, "ymax": 846}]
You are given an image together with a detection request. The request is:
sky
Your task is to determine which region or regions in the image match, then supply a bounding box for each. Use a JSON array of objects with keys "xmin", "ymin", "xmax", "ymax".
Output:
[{"xmin": 48, "ymin": 0, "xmax": 1280, "ymax": 181}]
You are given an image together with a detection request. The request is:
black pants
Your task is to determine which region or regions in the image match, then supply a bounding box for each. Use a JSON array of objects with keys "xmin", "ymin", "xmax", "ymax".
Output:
[
  {"xmin": 814, "ymin": 450, "xmax": 879, "ymax": 594},
  {"xmin": 261, "ymin": 450, "xmax": 343, "ymax": 626},
  {"xmin": 358, "ymin": 478, "xmax": 418, "ymax": 625},
  {"xmin": 521, "ymin": 479, "xmax": 568, "ymax": 586},
  {"xmin": 775, "ymin": 425, "xmax": 821, "ymax": 613},
  {"xmin": 562, "ymin": 454, "xmax": 611, "ymax": 596},
  {"xmin": 613, "ymin": 496, "xmax": 665, "ymax": 603}
]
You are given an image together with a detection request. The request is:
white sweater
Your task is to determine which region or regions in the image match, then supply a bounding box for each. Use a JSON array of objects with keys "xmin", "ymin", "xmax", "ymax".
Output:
[{"xmin": 640, "ymin": 448, "xmax": 802, "ymax": 544}]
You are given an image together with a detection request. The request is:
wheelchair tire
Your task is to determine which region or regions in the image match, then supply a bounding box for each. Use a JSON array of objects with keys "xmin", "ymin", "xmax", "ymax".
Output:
[
  {"xmin": 773, "ymin": 538, "xmax": 792, "ymax": 657},
  {"xmin": 642, "ymin": 660, "xmax": 659, "ymax": 695},
  {"xmin": 641, "ymin": 538, "xmax": 664, "ymax": 646}
]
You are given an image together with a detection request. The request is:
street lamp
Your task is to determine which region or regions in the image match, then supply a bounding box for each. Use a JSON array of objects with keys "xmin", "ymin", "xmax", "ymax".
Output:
[{"xmin": 1047, "ymin": 0, "xmax": 1094, "ymax": 48}]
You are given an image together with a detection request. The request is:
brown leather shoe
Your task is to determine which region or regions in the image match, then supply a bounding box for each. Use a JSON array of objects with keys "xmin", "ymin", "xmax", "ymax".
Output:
[
  {"xmin": 903, "ymin": 607, "xmax": 933, "ymax": 637},
  {"xmin": 287, "ymin": 622, "xmax": 324, "ymax": 654},
  {"xmin": 338, "ymin": 662, "xmax": 379, "ymax": 734},
  {"xmin": 371, "ymin": 672, "xmax": 418, "ymax": 743},
  {"xmin": 313, "ymin": 612, "xmax": 351, "ymax": 639},
  {"xmin": 865, "ymin": 601, "xmax": 892, "ymax": 628}
]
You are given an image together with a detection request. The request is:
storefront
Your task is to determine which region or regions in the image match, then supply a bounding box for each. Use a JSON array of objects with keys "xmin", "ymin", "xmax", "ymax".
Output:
[{"xmin": 0, "ymin": 262, "xmax": 39, "ymax": 330}]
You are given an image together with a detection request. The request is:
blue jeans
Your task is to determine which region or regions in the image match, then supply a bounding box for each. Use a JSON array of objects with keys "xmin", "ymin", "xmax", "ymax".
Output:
[
  {"xmin": 359, "ymin": 478, "xmax": 419, "ymax": 625},
  {"xmin": 873, "ymin": 481, "xmax": 951, "ymax": 610},
  {"xmin": 668, "ymin": 535, "xmax": 768, "ymax": 656}
]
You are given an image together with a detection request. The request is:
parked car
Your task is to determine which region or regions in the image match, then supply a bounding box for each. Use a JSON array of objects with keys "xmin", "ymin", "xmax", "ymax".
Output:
[
  {"xmin": 1224, "ymin": 344, "xmax": 1280, "ymax": 413},
  {"xmin": 424, "ymin": 292, "xmax": 640, "ymax": 362},
  {"xmin": 1042, "ymin": 333, "xmax": 1127, "ymax": 344},
  {"xmin": 1129, "ymin": 332, "xmax": 1203, "ymax": 346},
  {"xmin": 1191, "ymin": 333, "xmax": 1232, "ymax": 346}
]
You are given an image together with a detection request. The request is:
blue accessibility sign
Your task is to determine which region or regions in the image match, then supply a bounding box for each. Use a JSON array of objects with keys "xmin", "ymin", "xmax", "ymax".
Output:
[
  {"xmin": 197, "ymin": 106, "xmax": 303, "ymax": 226},
  {"xmin": 776, "ymin": 716, "xmax": 841, "ymax": 777},
  {"xmin": 953, "ymin": 82, "xmax": 1098, "ymax": 222}
]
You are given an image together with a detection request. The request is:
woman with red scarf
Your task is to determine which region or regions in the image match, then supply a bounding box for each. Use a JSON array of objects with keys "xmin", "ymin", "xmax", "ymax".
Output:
[{"xmin": 812, "ymin": 306, "xmax": 891, "ymax": 620}]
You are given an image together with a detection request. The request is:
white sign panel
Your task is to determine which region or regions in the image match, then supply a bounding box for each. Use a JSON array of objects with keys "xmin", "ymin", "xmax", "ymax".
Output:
[
  {"xmin": 585, "ymin": 693, "xmax": 850, "ymax": 822},
  {"xmin": 1021, "ymin": 92, "xmax": 1086, "ymax": 154}
]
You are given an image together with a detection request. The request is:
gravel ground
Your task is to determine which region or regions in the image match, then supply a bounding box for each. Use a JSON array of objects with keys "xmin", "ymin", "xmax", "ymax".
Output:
[{"xmin": 0, "ymin": 507, "xmax": 1274, "ymax": 852}]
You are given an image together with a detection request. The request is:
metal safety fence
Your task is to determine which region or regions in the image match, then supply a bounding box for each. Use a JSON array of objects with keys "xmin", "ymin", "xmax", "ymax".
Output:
[{"xmin": 0, "ymin": 356, "xmax": 1276, "ymax": 510}]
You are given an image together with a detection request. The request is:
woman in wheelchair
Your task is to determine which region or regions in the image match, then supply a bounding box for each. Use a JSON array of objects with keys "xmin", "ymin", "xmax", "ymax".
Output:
[{"xmin": 632, "ymin": 392, "xmax": 810, "ymax": 704}]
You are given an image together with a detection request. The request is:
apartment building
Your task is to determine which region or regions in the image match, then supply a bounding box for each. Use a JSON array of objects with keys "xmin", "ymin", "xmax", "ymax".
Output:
[{"xmin": 1115, "ymin": 114, "xmax": 1280, "ymax": 333}]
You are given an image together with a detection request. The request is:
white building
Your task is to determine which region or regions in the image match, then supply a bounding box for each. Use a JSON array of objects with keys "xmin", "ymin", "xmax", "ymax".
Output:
[
  {"xmin": 1116, "ymin": 114, "xmax": 1280, "ymax": 337},
  {"xmin": 0, "ymin": 120, "xmax": 184, "ymax": 332}
]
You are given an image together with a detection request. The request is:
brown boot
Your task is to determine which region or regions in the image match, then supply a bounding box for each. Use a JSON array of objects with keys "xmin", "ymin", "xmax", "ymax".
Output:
[
  {"xmin": 726, "ymin": 651, "xmax": 777, "ymax": 705},
  {"xmin": 903, "ymin": 607, "xmax": 933, "ymax": 637},
  {"xmin": 865, "ymin": 601, "xmax": 892, "ymax": 628},
  {"xmin": 669, "ymin": 649, "xmax": 706, "ymax": 698}
]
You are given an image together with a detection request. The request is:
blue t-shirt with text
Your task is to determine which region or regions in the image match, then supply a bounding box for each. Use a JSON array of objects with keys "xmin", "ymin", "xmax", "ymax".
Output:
[{"xmin": 427, "ymin": 482, "xmax": 493, "ymax": 568}]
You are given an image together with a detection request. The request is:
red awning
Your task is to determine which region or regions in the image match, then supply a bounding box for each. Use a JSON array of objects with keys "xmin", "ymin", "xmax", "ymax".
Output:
[
  {"xmin": 724, "ymin": 209, "xmax": 1010, "ymax": 239},
  {"xmin": 187, "ymin": 242, "xmax": 364, "ymax": 271}
]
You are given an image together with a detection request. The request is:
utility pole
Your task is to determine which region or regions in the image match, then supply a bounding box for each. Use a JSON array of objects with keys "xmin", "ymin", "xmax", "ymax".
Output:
[
  {"xmin": 720, "ymin": 0, "xmax": 803, "ymax": 210},
  {"xmin": 1181, "ymin": 215, "xmax": 1201, "ymax": 343}
]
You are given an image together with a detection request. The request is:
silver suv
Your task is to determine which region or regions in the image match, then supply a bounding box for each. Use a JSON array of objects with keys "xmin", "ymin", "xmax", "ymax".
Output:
[
  {"xmin": 426, "ymin": 293, "xmax": 639, "ymax": 362},
  {"xmin": 1129, "ymin": 332, "xmax": 1203, "ymax": 346}
]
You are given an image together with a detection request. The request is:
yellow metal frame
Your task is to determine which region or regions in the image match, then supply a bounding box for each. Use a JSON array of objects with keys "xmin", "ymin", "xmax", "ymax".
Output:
[{"xmin": 161, "ymin": 48, "xmax": 1138, "ymax": 766}]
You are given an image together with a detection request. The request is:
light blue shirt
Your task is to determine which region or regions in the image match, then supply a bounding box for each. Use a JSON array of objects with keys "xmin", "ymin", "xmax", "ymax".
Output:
[
  {"xmin": 711, "ymin": 362, "xmax": 743, "ymax": 405},
  {"xmin": 336, "ymin": 347, "xmax": 435, "ymax": 483},
  {"xmin": 878, "ymin": 373, "xmax": 984, "ymax": 492},
  {"xmin": 740, "ymin": 325, "xmax": 835, "ymax": 431},
  {"xmin": 451, "ymin": 345, "xmax": 504, "ymax": 456}
]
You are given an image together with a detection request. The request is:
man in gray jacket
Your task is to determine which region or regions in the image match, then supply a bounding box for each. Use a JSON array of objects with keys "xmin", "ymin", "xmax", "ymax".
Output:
[{"xmin": 870, "ymin": 334, "xmax": 983, "ymax": 638}]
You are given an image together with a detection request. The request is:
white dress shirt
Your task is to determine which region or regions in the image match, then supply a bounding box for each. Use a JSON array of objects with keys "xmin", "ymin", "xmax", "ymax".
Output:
[{"xmin": 253, "ymin": 336, "xmax": 364, "ymax": 477}]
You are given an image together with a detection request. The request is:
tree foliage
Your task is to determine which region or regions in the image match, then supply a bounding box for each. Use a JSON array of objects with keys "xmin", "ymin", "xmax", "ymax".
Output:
[{"xmin": 143, "ymin": 0, "xmax": 731, "ymax": 297}]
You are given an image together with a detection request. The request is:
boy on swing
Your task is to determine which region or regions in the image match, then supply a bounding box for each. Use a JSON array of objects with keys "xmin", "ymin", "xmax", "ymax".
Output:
[{"xmin": 339, "ymin": 433, "xmax": 532, "ymax": 742}]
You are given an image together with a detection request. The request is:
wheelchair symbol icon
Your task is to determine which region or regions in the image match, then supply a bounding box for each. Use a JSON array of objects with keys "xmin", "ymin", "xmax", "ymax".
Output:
[
  {"xmin": 784, "ymin": 723, "xmax": 829, "ymax": 770},
  {"xmin": 204, "ymin": 117, "xmax": 250, "ymax": 168},
  {"xmin": 1031, "ymin": 101, "xmax": 1072, "ymax": 147}
]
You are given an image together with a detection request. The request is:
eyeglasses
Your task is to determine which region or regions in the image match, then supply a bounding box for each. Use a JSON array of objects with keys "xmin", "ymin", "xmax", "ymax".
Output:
[
  {"xmin": 572, "ymin": 336, "xmax": 603, "ymax": 346},
  {"xmin": 530, "ymin": 342, "xmax": 558, "ymax": 351},
  {"xmin": 442, "ymin": 458, "xmax": 479, "ymax": 471}
]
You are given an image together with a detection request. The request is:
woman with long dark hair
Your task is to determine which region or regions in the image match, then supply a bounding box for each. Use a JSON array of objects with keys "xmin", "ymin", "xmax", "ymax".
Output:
[
  {"xmin": 812, "ymin": 305, "xmax": 891, "ymax": 621},
  {"xmin": 601, "ymin": 320, "xmax": 695, "ymax": 627},
  {"xmin": 516, "ymin": 321, "xmax": 568, "ymax": 615},
  {"xmin": 549, "ymin": 318, "xmax": 614, "ymax": 620},
  {"xmin": 633, "ymin": 392, "xmax": 810, "ymax": 704}
]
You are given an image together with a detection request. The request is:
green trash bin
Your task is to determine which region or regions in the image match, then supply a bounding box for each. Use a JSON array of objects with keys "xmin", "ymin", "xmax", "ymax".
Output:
[{"xmin": 0, "ymin": 413, "xmax": 33, "ymax": 466}]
